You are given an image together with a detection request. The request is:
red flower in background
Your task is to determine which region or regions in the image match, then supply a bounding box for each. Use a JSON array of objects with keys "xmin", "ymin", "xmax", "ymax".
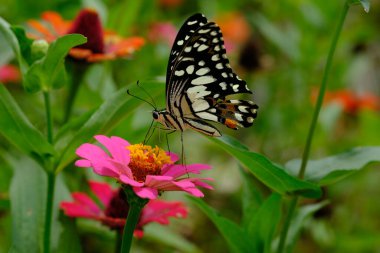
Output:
[
  {"xmin": 28, "ymin": 9, "xmax": 145, "ymax": 62},
  {"xmin": 0, "ymin": 65, "xmax": 21, "ymax": 84},
  {"xmin": 148, "ymin": 22, "xmax": 177, "ymax": 46},
  {"xmin": 158, "ymin": 0, "xmax": 184, "ymax": 8},
  {"xmin": 216, "ymin": 12, "xmax": 251, "ymax": 53},
  {"xmin": 313, "ymin": 89, "xmax": 380, "ymax": 115},
  {"xmin": 60, "ymin": 181, "xmax": 188, "ymax": 237}
]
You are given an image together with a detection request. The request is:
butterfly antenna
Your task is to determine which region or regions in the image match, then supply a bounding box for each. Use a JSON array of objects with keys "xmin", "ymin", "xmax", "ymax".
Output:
[
  {"xmin": 143, "ymin": 119, "xmax": 155, "ymax": 145},
  {"xmin": 127, "ymin": 86, "xmax": 157, "ymax": 109},
  {"xmin": 136, "ymin": 81, "xmax": 158, "ymax": 109}
]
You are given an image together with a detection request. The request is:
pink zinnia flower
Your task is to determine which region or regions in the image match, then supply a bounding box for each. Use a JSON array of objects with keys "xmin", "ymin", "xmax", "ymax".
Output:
[
  {"xmin": 0, "ymin": 64, "xmax": 21, "ymax": 84},
  {"xmin": 75, "ymin": 135, "xmax": 213, "ymax": 199},
  {"xmin": 60, "ymin": 181, "xmax": 188, "ymax": 237}
]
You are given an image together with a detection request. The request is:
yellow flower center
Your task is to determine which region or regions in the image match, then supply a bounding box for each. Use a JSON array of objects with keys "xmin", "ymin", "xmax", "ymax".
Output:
[{"xmin": 126, "ymin": 144, "xmax": 172, "ymax": 182}]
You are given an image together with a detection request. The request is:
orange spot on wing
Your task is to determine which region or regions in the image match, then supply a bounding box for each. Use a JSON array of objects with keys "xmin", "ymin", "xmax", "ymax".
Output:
[{"xmin": 225, "ymin": 118, "xmax": 238, "ymax": 129}]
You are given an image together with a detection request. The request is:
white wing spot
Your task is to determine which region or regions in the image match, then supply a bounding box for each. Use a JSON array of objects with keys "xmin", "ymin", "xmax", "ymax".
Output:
[
  {"xmin": 211, "ymin": 31, "xmax": 217, "ymax": 36},
  {"xmin": 188, "ymin": 20, "xmax": 198, "ymax": 25},
  {"xmin": 251, "ymin": 108, "xmax": 257, "ymax": 114},
  {"xmin": 198, "ymin": 28, "xmax": 211, "ymax": 34},
  {"xmin": 199, "ymin": 61, "xmax": 205, "ymax": 66},
  {"xmin": 211, "ymin": 55, "xmax": 220, "ymax": 61},
  {"xmin": 191, "ymin": 76, "xmax": 215, "ymax": 85},
  {"xmin": 232, "ymin": 84, "xmax": 239, "ymax": 92},
  {"xmin": 247, "ymin": 117, "xmax": 254, "ymax": 123},
  {"xmin": 177, "ymin": 40, "xmax": 184, "ymax": 46},
  {"xmin": 238, "ymin": 106, "xmax": 248, "ymax": 113},
  {"xmin": 213, "ymin": 93, "xmax": 220, "ymax": 98},
  {"xmin": 196, "ymin": 67, "xmax": 210, "ymax": 76},
  {"xmin": 216, "ymin": 63, "xmax": 223, "ymax": 69},
  {"xmin": 186, "ymin": 65, "xmax": 194, "ymax": 74},
  {"xmin": 212, "ymin": 38, "xmax": 219, "ymax": 43},
  {"xmin": 219, "ymin": 82, "xmax": 227, "ymax": 90},
  {"xmin": 209, "ymin": 108, "xmax": 217, "ymax": 113},
  {"xmin": 175, "ymin": 70, "xmax": 185, "ymax": 76},
  {"xmin": 222, "ymin": 54, "xmax": 227, "ymax": 59},
  {"xmin": 185, "ymin": 35, "xmax": 190, "ymax": 40},
  {"xmin": 196, "ymin": 112, "xmax": 218, "ymax": 121},
  {"xmin": 198, "ymin": 44, "xmax": 209, "ymax": 52},
  {"xmin": 222, "ymin": 72, "xmax": 228, "ymax": 78},
  {"xmin": 214, "ymin": 45, "xmax": 221, "ymax": 51},
  {"xmin": 194, "ymin": 42, "xmax": 200, "ymax": 48},
  {"xmin": 237, "ymin": 76, "xmax": 242, "ymax": 80},
  {"xmin": 184, "ymin": 47, "xmax": 192, "ymax": 52},
  {"xmin": 192, "ymin": 100, "xmax": 210, "ymax": 111},
  {"xmin": 229, "ymin": 73, "xmax": 234, "ymax": 77},
  {"xmin": 235, "ymin": 113, "xmax": 243, "ymax": 121}
]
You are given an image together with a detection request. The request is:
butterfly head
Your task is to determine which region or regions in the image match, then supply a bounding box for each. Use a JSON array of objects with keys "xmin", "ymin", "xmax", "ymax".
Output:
[{"xmin": 152, "ymin": 109, "xmax": 170, "ymax": 128}]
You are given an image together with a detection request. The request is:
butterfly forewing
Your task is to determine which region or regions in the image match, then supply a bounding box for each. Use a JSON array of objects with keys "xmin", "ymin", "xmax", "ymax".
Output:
[{"xmin": 164, "ymin": 13, "xmax": 258, "ymax": 136}]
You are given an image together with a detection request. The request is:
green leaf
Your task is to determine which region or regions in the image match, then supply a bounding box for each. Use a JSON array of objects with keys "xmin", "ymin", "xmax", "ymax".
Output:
[
  {"xmin": 210, "ymin": 135, "xmax": 322, "ymax": 198},
  {"xmin": 8, "ymin": 156, "xmax": 46, "ymax": 253},
  {"xmin": 350, "ymin": 0, "xmax": 370, "ymax": 12},
  {"xmin": 24, "ymin": 34, "xmax": 87, "ymax": 92},
  {"xmin": 285, "ymin": 147, "xmax": 380, "ymax": 185},
  {"xmin": 55, "ymin": 80, "xmax": 163, "ymax": 172},
  {"xmin": 282, "ymin": 201, "xmax": 329, "ymax": 253},
  {"xmin": 0, "ymin": 17, "xmax": 28, "ymax": 74},
  {"xmin": 7, "ymin": 155, "xmax": 82, "ymax": 253},
  {"xmin": 0, "ymin": 85, "xmax": 55, "ymax": 166},
  {"xmin": 246, "ymin": 193, "xmax": 282, "ymax": 253},
  {"xmin": 188, "ymin": 197, "xmax": 253, "ymax": 253},
  {"xmin": 10, "ymin": 26, "xmax": 34, "ymax": 65}
]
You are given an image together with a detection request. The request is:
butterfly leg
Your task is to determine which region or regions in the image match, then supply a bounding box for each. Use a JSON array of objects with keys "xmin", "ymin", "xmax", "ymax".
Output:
[
  {"xmin": 180, "ymin": 131, "xmax": 189, "ymax": 177},
  {"xmin": 144, "ymin": 119, "xmax": 156, "ymax": 144},
  {"xmin": 165, "ymin": 130, "xmax": 176, "ymax": 154}
]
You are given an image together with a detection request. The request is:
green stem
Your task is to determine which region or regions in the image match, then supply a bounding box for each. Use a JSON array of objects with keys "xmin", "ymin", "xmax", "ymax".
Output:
[
  {"xmin": 276, "ymin": 2, "xmax": 350, "ymax": 253},
  {"xmin": 115, "ymin": 231, "xmax": 122, "ymax": 253},
  {"xmin": 43, "ymin": 90, "xmax": 56, "ymax": 253},
  {"xmin": 43, "ymin": 171, "xmax": 56, "ymax": 253},
  {"xmin": 63, "ymin": 61, "xmax": 88, "ymax": 123},
  {"xmin": 120, "ymin": 187, "xmax": 148, "ymax": 253},
  {"xmin": 43, "ymin": 91, "xmax": 53, "ymax": 144}
]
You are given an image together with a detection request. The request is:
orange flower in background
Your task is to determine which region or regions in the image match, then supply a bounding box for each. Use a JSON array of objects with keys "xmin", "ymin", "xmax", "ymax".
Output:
[
  {"xmin": 313, "ymin": 89, "xmax": 380, "ymax": 115},
  {"xmin": 0, "ymin": 64, "xmax": 21, "ymax": 84},
  {"xmin": 158, "ymin": 0, "xmax": 184, "ymax": 8},
  {"xmin": 28, "ymin": 9, "xmax": 145, "ymax": 62},
  {"xmin": 216, "ymin": 12, "xmax": 251, "ymax": 53}
]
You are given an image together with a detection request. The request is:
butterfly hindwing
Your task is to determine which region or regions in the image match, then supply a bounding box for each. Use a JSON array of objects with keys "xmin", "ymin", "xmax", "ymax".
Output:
[{"xmin": 163, "ymin": 13, "xmax": 258, "ymax": 136}]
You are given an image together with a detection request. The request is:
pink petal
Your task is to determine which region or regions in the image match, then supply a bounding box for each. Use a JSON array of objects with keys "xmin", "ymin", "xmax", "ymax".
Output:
[
  {"xmin": 139, "ymin": 200, "xmax": 187, "ymax": 227},
  {"xmin": 75, "ymin": 159, "xmax": 91, "ymax": 167},
  {"xmin": 119, "ymin": 175, "xmax": 145, "ymax": 187},
  {"xmin": 72, "ymin": 193, "xmax": 102, "ymax": 215},
  {"xmin": 76, "ymin": 143, "xmax": 108, "ymax": 161},
  {"xmin": 60, "ymin": 202, "xmax": 99, "ymax": 218},
  {"xmin": 166, "ymin": 152, "xmax": 179, "ymax": 163},
  {"xmin": 94, "ymin": 135, "xmax": 131, "ymax": 165},
  {"xmin": 145, "ymin": 175, "xmax": 174, "ymax": 188},
  {"xmin": 89, "ymin": 181, "xmax": 114, "ymax": 206},
  {"xmin": 133, "ymin": 187, "xmax": 158, "ymax": 199},
  {"xmin": 161, "ymin": 163, "xmax": 212, "ymax": 178}
]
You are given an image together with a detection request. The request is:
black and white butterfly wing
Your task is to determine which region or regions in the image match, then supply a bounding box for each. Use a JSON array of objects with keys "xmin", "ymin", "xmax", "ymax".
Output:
[{"xmin": 166, "ymin": 13, "xmax": 258, "ymax": 136}]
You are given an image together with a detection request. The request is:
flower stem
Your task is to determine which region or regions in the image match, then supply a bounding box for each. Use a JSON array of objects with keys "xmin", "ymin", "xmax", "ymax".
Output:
[
  {"xmin": 63, "ymin": 61, "xmax": 88, "ymax": 123},
  {"xmin": 43, "ymin": 171, "xmax": 56, "ymax": 253},
  {"xmin": 120, "ymin": 186, "xmax": 148, "ymax": 253},
  {"xmin": 42, "ymin": 90, "xmax": 56, "ymax": 253},
  {"xmin": 276, "ymin": 2, "xmax": 350, "ymax": 253},
  {"xmin": 115, "ymin": 231, "xmax": 122, "ymax": 253},
  {"xmin": 43, "ymin": 91, "xmax": 53, "ymax": 144}
]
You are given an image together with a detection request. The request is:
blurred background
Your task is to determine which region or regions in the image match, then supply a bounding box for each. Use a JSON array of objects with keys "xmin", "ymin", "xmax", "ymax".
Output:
[{"xmin": 1, "ymin": 0, "xmax": 380, "ymax": 252}]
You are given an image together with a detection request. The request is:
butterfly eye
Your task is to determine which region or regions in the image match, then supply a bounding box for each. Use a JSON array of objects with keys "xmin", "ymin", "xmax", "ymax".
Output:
[{"xmin": 152, "ymin": 111, "xmax": 159, "ymax": 120}]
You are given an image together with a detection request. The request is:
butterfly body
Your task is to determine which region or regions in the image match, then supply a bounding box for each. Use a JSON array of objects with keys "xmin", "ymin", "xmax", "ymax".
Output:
[{"xmin": 153, "ymin": 13, "xmax": 258, "ymax": 137}]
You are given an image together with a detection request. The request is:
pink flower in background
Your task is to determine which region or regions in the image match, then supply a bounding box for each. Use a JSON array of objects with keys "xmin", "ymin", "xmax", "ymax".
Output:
[
  {"xmin": 0, "ymin": 65, "xmax": 21, "ymax": 84},
  {"xmin": 148, "ymin": 22, "xmax": 177, "ymax": 46},
  {"xmin": 75, "ymin": 135, "xmax": 213, "ymax": 199},
  {"xmin": 60, "ymin": 181, "xmax": 188, "ymax": 237}
]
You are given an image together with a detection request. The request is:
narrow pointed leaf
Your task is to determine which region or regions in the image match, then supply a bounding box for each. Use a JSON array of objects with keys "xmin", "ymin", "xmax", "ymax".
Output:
[
  {"xmin": 210, "ymin": 135, "xmax": 322, "ymax": 198},
  {"xmin": 285, "ymin": 146, "xmax": 380, "ymax": 185},
  {"xmin": 246, "ymin": 193, "xmax": 282, "ymax": 253},
  {"xmin": 188, "ymin": 197, "xmax": 253, "ymax": 253},
  {"xmin": 0, "ymin": 85, "xmax": 55, "ymax": 165}
]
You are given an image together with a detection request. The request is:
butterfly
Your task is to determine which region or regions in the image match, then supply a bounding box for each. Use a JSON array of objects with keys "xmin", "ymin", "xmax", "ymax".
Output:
[{"xmin": 152, "ymin": 13, "xmax": 258, "ymax": 137}]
